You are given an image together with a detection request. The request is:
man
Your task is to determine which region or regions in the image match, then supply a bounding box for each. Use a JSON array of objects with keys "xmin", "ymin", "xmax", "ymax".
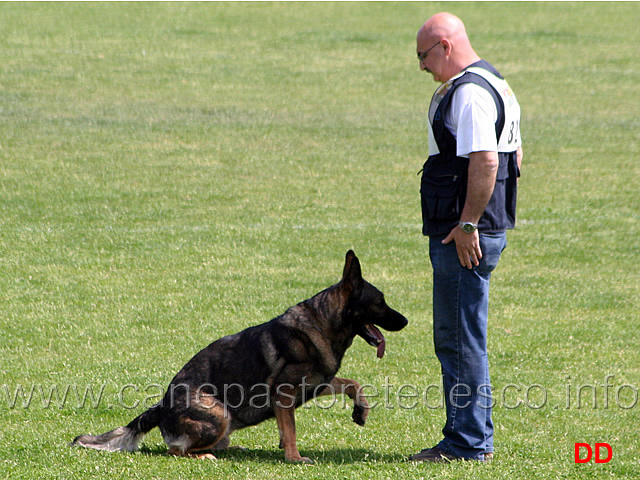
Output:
[{"xmin": 410, "ymin": 13, "xmax": 523, "ymax": 462}]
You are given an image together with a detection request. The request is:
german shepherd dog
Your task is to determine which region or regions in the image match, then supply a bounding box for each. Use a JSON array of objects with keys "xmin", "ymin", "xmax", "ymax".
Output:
[{"xmin": 72, "ymin": 250, "xmax": 407, "ymax": 463}]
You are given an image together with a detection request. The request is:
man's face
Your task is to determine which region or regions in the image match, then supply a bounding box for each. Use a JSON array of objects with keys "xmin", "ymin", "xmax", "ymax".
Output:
[{"xmin": 416, "ymin": 32, "xmax": 444, "ymax": 83}]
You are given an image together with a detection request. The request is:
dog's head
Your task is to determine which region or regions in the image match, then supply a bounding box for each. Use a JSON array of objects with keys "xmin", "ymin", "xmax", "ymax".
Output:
[{"xmin": 340, "ymin": 250, "xmax": 408, "ymax": 358}]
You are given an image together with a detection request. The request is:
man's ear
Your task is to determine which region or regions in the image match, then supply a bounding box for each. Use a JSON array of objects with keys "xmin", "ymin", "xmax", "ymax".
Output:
[{"xmin": 441, "ymin": 38, "xmax": 451, "ymax": 56}]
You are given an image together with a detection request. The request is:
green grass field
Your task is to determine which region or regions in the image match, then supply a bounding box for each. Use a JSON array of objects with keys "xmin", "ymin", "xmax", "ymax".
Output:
[{"xmin": 1, "ymin": 2, "xmax": 639, "ymax": 479}]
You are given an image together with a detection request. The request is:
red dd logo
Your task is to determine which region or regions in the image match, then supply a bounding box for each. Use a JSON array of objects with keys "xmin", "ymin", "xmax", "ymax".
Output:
[{"xmin": 574, "ymin": 443, "xmax": 613, "ymax": 463}]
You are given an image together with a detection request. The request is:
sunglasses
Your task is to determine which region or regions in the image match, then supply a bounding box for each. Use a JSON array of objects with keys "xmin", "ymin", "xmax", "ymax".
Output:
[{"xmin": 417, "ymin": 41, "xmax": 441, "ymax": 62}]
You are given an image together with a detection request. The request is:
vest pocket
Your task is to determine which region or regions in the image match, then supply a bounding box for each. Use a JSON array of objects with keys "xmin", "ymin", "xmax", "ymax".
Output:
[
  {"xmin": 420, "ymin": 174, "xmax": 463, "ymax": 222},
  {"xmin": 496, "ymin": 159, "xmax": 509, "ymax": 181}
]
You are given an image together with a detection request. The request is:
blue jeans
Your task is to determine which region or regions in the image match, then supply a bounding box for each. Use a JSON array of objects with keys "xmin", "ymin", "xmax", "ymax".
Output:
[{"xmin": 428, "ymin": 232, "xmax": 507, "ymax": 461}]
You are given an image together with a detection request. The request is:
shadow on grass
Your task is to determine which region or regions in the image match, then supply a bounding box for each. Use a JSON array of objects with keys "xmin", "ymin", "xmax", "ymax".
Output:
[{"xmin": 138, "ymin": 444, "xmax": 405, "ymax": 464}]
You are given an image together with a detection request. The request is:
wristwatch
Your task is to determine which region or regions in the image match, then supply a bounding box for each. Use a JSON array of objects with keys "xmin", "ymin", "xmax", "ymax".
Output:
[{"xmin": 459, "ymin": 221, "xmax": 478, "ymax": 234}]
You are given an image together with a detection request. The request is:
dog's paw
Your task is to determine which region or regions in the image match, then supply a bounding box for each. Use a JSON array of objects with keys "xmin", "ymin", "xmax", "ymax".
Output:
[
  {"xmin": 352, "ymin": 404, "xmax": 369, "ymax": 426},
  {"xmin": 195, "ymin": 453, "xmax": 217, "ymax": 460},
  {"xmin": 285, "ymin": 455, "xmax": 314, "ymax": 464}
]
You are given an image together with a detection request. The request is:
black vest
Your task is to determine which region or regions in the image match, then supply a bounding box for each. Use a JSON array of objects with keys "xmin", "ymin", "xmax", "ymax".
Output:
[{"xmin": 420, "ymin": 61, "xmax": 520, "ymax": 236}]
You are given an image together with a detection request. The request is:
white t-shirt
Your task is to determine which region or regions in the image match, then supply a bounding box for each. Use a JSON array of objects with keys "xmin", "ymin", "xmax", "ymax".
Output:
[
  {"xmin": 427, "ymin": 67, "xmax": 521, "ymax": 159},
  {"xmin": 446, "ymin": 83, "xmax": 498, "ymax": 158}
]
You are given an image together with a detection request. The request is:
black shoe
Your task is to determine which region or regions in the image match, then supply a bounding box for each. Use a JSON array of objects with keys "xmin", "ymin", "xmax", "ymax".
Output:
[
  {"xmin": 408, "ymin": 446, "xmax": 461, "ymax": 463},
  {"xmin": 409, "ymin": 447, "xmax": 493, "ymax": 463}
]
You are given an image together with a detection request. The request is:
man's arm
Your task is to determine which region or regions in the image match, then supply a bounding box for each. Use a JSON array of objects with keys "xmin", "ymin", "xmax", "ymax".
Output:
[{"xmin": 442, "ymin": 150, "xmax": 498, "ymax": 269}]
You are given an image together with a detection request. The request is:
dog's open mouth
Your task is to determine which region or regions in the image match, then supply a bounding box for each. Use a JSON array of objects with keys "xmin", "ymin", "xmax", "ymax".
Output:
[{"xmin": 361, "ymin": 323, "xmax": 386, "ymax": 359}]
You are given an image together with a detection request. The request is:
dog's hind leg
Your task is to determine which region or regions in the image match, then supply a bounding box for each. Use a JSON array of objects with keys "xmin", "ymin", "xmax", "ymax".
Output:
[
  {"xmin": 318, "ymin": 377, "xmax": 370, "ymax": 426},
  {"xmin": 161, "ymin": 396, "xmax": 231, "ymax": 460},
  {"xmin": 211, "ymin": 434, "xmax": 248, "ymax": 453}
]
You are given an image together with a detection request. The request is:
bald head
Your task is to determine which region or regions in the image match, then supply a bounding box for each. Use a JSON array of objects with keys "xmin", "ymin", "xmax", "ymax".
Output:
[
  {"xmin": 417, "ymin": 12, "xmax": 480, "ymax": 83},
  {"xmin": 419, "ymin": 12, "xmax": 467, "ymax": 43}
]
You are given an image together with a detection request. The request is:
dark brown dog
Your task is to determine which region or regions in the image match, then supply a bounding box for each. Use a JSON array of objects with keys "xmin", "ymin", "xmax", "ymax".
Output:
[{"xmin": 72, "ymin": 250, "xmax": 407, "ymax": 463}]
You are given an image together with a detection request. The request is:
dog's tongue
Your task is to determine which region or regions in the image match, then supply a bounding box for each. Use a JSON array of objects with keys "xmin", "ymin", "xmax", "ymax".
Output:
[
  {"xmin": 365, "ymin": 324, "xmax": 386, "ymax": 358},
  {"xmin": 376, "ymin": 337, "xmax": 386, "ymax": 359}
]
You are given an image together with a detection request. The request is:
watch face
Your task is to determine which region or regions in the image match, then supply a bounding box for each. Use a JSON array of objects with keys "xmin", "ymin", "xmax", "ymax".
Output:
[{"xmin": 461, "ymin": 223, "xmax": 476, "ymax": 233}]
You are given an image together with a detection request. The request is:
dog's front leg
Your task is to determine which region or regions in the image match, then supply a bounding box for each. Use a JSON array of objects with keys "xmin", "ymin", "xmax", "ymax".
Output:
[
  {"xmin": 273, "ymin": 387, "xmax": 313, "ymax": 464},
  {"xmin": 319, "ymin": 377, "xmax": 369, "ymax": 426}
]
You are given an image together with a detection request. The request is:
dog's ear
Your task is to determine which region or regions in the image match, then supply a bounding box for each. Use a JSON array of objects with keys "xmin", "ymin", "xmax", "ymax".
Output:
[{"xmin": 341, "ymin": 250, "xmax": 363, "ymax": 291}]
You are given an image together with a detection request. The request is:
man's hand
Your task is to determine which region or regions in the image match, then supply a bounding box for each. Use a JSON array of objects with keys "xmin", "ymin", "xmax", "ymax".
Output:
[
  {"xmin": 442, "ymin": 226, "xmax": 481, "ymax": 269},
  {"xmin": 445, "ymin": 150, "xmax": 498, "ymax": 269}
]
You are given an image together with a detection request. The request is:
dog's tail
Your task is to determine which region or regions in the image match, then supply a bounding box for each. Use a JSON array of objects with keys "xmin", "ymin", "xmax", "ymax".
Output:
[{"xmin": 72, "ymin": 403, "xmax": 164, "ymax": 452}]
